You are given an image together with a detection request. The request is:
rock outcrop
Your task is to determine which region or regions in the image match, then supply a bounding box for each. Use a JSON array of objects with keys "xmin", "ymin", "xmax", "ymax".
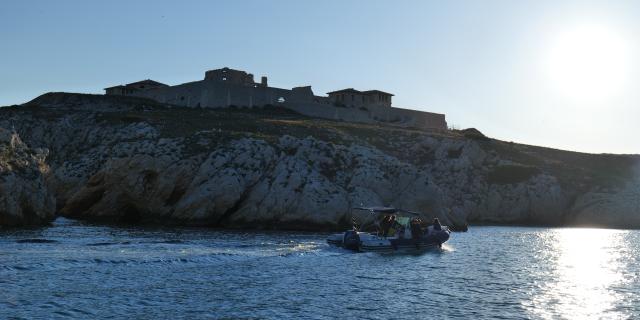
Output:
[
  {"xmin": 1, "ymin": 92, "xmax": 638, "ymax": 229},
  {"xmin": 0, "ymin": 128, "xmax": 55, "ymax": 226},
  {"xmin": 569, "ymin": 169, "xmax": 640, "ymax": 228}
]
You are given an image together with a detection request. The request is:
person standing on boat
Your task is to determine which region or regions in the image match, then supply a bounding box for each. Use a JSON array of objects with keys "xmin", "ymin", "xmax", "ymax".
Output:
[
  {"xmin": 432, "ymin": 218, "xmax": 442, "ymax": 231},
  {"xmin": 410, "ymin": 218, "xmax": 422, "ymax": 240},
  {"xmin": 387, "ymin": 215, "xmax": 397, "ymax": 237}
]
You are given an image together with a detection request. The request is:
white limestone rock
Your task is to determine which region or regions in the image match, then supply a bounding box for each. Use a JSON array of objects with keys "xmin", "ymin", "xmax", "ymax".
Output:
[
  {"xmin": 4, "ymin": 94, "xmax": 638, "ymax": 230},
  {"xmin": 0, "ymin": 129, "xmax": 56, "ymax": 226},
  {"xmin": 570, "ymin": 169, "xmax": 640, "ymax": 227}
]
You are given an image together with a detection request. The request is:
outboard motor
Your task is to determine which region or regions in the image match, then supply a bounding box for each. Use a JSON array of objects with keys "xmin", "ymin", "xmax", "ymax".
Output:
[
  {"xmin": 343, "ymin": 230, "xmax": 361, "ymax": 251},
  {"xmin": 433, "ymin": 229, "xmax": 450, "ymax": 245}
]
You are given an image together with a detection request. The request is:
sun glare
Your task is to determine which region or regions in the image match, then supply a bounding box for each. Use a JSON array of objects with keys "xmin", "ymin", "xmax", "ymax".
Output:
[
  {"xmin": 547, "ymin": 24, "xmax": 630, "ymax": 102},
  {"xmin": 531, "ymin": 229, "xmax": 630, "ymax": 319}
]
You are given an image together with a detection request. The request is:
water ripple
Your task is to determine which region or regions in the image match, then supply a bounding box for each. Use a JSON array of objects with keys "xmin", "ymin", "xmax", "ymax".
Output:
[{"xmin": 1, "ymin": 220, "xmax": 639, "ymax": 319}]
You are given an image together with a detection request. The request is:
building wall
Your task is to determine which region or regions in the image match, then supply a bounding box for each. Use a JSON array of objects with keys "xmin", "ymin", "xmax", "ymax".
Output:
[
  {"xmin": 125, "ymin": 80, "xmax": 447, "ymax": 130},
  {"xmin": 131, "ymin": 79, "xmax": 303, "ymax": 108},
  {"xmin": 204, "ymin": 68, "xmax": 259, "ymax": 86},
  {"xmin": 371, "ymin": 106, "xmax": 447, "ymax": 129},
  {"xmin": 127, "ymin": 82, "xmax": 166, "ymax": 91},
  {"xmin": 105, "ymin": 87, "xmax": 125, "ymax": 96},
  {"xmin": 329, "ymin": 92, "xmax": 367, "ymax": 108},
  {"xmin": 365, "ymin": 92, "xmax": 392, "ymax": 108},
  {"xmin": 328, "ymin": 91, "xmax": 392, "ymax": 108}
]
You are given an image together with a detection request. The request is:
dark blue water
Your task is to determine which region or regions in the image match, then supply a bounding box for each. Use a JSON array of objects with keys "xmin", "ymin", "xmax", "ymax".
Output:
[{"xmin": 1, "ymin": 218, "xmax": 639, "ymax": 319}]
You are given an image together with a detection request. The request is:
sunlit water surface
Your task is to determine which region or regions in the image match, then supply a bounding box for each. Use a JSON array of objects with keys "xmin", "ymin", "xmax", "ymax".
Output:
[{"xmin": 1, "ymin": 218, "xmax": 639, "ymax": 319}]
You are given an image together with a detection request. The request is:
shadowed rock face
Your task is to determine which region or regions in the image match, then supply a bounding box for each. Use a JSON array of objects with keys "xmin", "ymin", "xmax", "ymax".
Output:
[
  {"xmin": 1, "ymin": 92, "xmax": 638, "ymax": 229},
  {"xmin": 0, "ymin": 128, "xmax": 55, "ymax": 227}
]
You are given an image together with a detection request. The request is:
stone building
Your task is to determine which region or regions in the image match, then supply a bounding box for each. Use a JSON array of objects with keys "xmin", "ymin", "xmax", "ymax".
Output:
[
  {"xmin": 204, "ymin": 67, "xmax": 268, "ymax": 87},
  {"xmin": 327, "ymin": 88, "xmax": 393, "ymax": 108},
  {"xmin": 104, "ymin": 79, "xmax": 168, "ymax": 96},
  {"xmin": 104, "ymin": 67, "xmax": 447, "ymax": 130}
]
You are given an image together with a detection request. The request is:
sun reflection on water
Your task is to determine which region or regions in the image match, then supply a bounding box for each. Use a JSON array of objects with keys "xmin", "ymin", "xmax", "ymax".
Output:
[{"xmin": 532, "ymin": 228, "xmax": 629, "ymax": 320}]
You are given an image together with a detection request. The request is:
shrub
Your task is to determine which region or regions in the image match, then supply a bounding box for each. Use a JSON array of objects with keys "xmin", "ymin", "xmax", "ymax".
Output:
[
  {"xmin": 488, "ymin": 164, "xmax": 540, "ymax": 185},
  {"xmin": 460, "ymin": 128, "xmax": 489, "ymax": 141},
  {"xmin": 447, "ymin": 148, "xmax": 463, "ymax": 159}
]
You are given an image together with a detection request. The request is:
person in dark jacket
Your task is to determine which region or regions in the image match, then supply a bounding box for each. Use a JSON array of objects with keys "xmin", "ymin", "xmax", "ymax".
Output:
[
  {"xmin": 410, "ymin": 218, "xmax": 422, "ymax": 240},
  {"xmin": 380, "ymin": 215, "xmax": 391, "ymax": 237},
  {"xmin": 432, "ymin": 218, "xmax": 442, "ymax": 231}
]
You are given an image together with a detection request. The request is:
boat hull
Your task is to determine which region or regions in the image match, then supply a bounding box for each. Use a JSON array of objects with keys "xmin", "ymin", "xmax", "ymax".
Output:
[{"xmin": 327, "ymin": 229, "xmax": 450, "ymax": 253}]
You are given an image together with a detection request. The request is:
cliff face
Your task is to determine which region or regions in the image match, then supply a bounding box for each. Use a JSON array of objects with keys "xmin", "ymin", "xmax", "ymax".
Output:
[
  {"xmin": 0, "ymin": 128, "xmax": 55, "ymax": 226},
  {"xmin": 1, "ymin": 92, "xmax": 638, "ymax": 229}
]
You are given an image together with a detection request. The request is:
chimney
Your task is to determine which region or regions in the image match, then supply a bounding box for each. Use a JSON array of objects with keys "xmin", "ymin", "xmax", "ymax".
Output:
[{"xmin": 261, "ymin": 76, "xmax": 268, "ymax": 87}]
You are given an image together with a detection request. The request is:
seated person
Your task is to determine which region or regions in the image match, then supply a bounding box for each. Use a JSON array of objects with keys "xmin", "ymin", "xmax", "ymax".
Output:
[
  {"xmin": 410, "ymin": 218, "xmax": 422, "ymax": 240},
  {"xmin": 381, "ymin": 215, "xmax": 393, "ymax": 237},
  {"xmin": 387, "ymin": 216, "xmax": 397, "ymax": 237}
]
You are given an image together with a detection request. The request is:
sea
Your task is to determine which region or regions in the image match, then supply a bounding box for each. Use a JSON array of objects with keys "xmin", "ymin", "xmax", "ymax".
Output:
[{"xmin": 1, "ymin": 218, "xmax": 639, "ymax": 320}]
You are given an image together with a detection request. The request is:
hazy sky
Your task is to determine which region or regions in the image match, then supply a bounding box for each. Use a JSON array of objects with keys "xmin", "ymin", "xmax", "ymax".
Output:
[{"xmin": 1, "ymin": 0, "xmax": 639, "ymax": 154}]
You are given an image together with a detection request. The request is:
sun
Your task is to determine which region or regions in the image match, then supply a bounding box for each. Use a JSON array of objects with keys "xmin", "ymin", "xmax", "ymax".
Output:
[{"xmin": 546, "ymin": 24, "xmax": 630, "ymax": 102}]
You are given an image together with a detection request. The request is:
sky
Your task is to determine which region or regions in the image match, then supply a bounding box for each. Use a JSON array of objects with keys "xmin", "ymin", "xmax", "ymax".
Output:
[{"xmin": 1, "ymin": 0, "xmax": 639, "ymax": 154}]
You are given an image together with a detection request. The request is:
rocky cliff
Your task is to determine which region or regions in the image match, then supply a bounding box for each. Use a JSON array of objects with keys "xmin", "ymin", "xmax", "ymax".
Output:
[
  {"xmin": 1, "ymin": 92, "xmax": 638, "ymax": 229},
  {"xmin": 0, "ymin": 128, "xmax": 55, "ymax": 226}
]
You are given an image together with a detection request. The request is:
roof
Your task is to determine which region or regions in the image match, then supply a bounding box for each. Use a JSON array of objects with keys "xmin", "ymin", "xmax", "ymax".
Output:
[
  {"xmin": 327, "ymin": 88, "xmax": 394, "ymax": 96},
  {"xmin": 125, "ymin": 79, "xmax": 168, "ymax": 87},
  {"xmin": 326, "ymin": 88, "xmax": 361, "ymax": 95},
  {"xmin": 104, "ymin": 79, "xmax": 168, "ymax": 91},
  {"xmin": 206, "ymin": 67, "xmax": 250, "ymax": 74},
  {"xmin": 362, "ymin": 90, "xmax": 394, "ymax": 96},
  {"xmin": 104, "ymin": 85, "xmax": 126, "ymax": 90}
]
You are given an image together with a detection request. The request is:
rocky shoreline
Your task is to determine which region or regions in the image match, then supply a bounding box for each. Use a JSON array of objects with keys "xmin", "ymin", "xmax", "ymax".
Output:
[
  {"xmin": 0, "ymin": 128, "xmax": 55, "ymax": 226},
  {"xmin": 1, "ymin": 92, "xmax": 638, "ymax": 229}
]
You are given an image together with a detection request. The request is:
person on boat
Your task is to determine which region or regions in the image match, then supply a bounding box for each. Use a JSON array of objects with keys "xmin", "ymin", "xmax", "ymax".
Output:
[
  {"xmin": 397, "ymin": 225, "xmax": 405, "ymax": 239},
  {"xmin": 376, "ymin": 215, "xmax": 385, "ymax": 236},
  {"xmin": 432, "ymin": 218, "xmax": 442, "ymax": 231},
  {"xmin": 381, "ymin": 215, "xmax": 392, "ymax": 237},
  {"xmin": 410, "ymin": 218, "xmax": 422, "ymax": 241},
  {"xmin": 387, "ymin": 215, "xmax": 397, "ymax": 237},
  {"xmin": 409, "ymin": 218, "xmax": 420, "ymax": 240}
]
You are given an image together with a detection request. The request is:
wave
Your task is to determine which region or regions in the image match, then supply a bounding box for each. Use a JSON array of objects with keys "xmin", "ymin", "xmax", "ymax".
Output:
[
  {"xmin": 86, "ymin": 241, "xmax": 132, "ymax": 246},
  {"xmin": 15, "ymin": 238, "xmax": 58, "ymax": 244},
  {"xmin": 86, "ymin": 239, "xmax": 184, "ymax": 246},
  {"xmin": 140, "ymin": 239, "xmax": 185, "ymax": 245}
]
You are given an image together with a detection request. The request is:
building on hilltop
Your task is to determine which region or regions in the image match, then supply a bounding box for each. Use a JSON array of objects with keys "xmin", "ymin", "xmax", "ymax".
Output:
[
  {"xmin": 327, "ymin": 88, "xmax": 393, "ymax": 109},
  {"xmin": 204, "ymin": 67, "xmax": 268, "ymax": 87},
  {"xmin": 104, "ymin": 79, "xmax": 168, "ymax": 96},
  {"xmin": 104, "ymin": 67, "xmax": 447, "ymax": 130}
]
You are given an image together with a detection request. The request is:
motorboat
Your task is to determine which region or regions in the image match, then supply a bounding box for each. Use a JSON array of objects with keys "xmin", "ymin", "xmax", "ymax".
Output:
[{"xmin": 327, "ymin": 206, "xmax": 450, "ymax": 253}]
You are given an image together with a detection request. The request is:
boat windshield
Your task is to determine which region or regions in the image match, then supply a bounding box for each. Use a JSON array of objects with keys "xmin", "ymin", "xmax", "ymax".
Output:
[{"xmin": 394, "ymin": 216, "xmax": 410, "ymax": 227}]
